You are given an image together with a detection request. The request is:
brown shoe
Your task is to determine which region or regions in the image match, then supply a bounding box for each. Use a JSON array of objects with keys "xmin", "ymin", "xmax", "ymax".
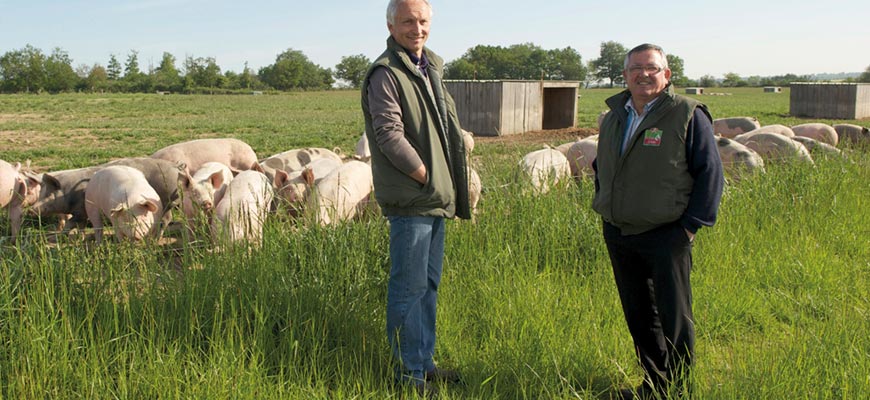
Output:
[{"xmin": 425, "ymin": 367, "xmax": 461, "ymax": 383}]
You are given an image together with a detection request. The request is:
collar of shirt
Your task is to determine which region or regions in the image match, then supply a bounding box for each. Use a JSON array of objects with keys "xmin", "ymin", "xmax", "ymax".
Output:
[
  {"xmin": 406, "ymin": 50, "xmax": 429, "ymax": 78},
  {"xmin": 620, "ymin": 97, "xmax": 660, "ymax": 155}
]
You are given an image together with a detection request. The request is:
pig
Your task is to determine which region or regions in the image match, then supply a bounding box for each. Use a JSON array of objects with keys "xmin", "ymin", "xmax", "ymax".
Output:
[
  {"xmin": 274, "ymin": 157, "xmax": 342, "ymax": 212},
  {"xmin": 467, "ymin": 166, "xmax": 481, "ymax": 216},
  {"xmin": 178, "ymin": 162, "xmax": 234, "ymax": 226},
  {"xmin": 461, "ymin": 129, "xmax": 475, "ymax": 155},
  {"xmin": 555, "ymin": 140, "xmax": 577, "ymax": 156},
  {"xmin": 259, "ymin": 147, "xmax": 343, "ymax": 176},
  {"xmin": 355, "ymin": 132, "xmax": 371, "ymax": 162},
  {"xmin": 713, "ymin": 117, "xmax": 761, "ymax": 139},
  {"xmin": 833, "ymin": 124, "xmax": 870, "ymax": 146},
  {"xmin": 734, "ymin": 124, "xmax": 796, "ymax": 142},
  {"xmin": 791, "ymin": 136, "xmax": 842, "ymax": 157},
  {"xmin": 85, "ymin": 166, "xmax": 163, "ymax": 243},
  {"xmin": 715, "ymin": 137, "xmax": 765, "ymax": 176},
  {"xmin": 150, "ymin": 138, "xmax": 258, "ymax": 175},
  {"xmin": 597, "ymin": 110, "xmax": 609, "ymax": 130},
  {"xmin": 792, "ymin": 123, "xmax": 838, "ymax": 147},
  {"xmin": 565, "ymin": 138, "xmax": 599, "ymax": 178},
  {"xmin": 519, "ymin": 148, "xmax": 570, "ymax": 194},
  {"xmin": 102, "ymin": 157, "xmax": 185, "ymax": 236},
  {"xmin": 308, "ymin": 160, "xmax": 373, "ymax": 226},
  {"xmin": 734, "ymin": 132, "xmax": 813, "ymax": 165},
  {"xmin": 211, "ymin": 169, "xmax": 275, "ymax": 245},
  {"xmin": 0, "ymin": 160, "xmax": 22, "ymax": 209},
  {"xmin": 9, "ymin": 166, "xmax": 102, "ymax": 242}
]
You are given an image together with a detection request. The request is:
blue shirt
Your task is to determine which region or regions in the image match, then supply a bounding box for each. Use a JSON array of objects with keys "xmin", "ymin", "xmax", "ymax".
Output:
[{"xmin": 621, "ymin": 97, "xmax": 659, "ymax": 155}]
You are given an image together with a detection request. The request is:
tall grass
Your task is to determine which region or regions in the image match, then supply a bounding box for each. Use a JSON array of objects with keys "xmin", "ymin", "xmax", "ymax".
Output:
[{"xmin": 1, "ymin": 91, "xmax": 869, "ymax": 398}]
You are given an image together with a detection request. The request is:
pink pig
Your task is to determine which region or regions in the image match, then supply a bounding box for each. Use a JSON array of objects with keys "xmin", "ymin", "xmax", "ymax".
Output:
[{"xmin": 85, "ymin": 166, "xmax": 163, "ymax": 243}]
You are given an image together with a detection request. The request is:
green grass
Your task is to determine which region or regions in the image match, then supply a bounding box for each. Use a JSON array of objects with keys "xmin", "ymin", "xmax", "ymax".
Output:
[{"xmin": 1, "ymin": 91, "xmax": 869, "ymax": 399}]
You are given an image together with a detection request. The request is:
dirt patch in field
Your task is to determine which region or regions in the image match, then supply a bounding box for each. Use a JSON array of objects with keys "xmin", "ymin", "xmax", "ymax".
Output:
[{"xmin": 476, "ymin": 127, "xmax": 598, "ymax": 147}]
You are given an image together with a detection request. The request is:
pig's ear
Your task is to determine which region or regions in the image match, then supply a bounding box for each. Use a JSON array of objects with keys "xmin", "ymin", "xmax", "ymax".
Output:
[
  {"xmin": 274, "ymin": 170, "xmax": 289, "ymax": 189},
  {"xmin": 137, "ymin": 200, "xmax": 159, "ymax": 214},
  {"xmin": 208, "ymin": 171, "xmax": 225, "ymax": 190},
  {"xmin": 13, "ymin": 175, "xmax": 29, "ymax": 203},
  {"xmin": 43, "ymin": 173, "xmax": 61, "ymax": 189},
  {"xmin": 302, "ymin": 168, "xmax": 315, "ymax": 186},
  {"xmin": 13, "ymin": 162, "xmax": 21, "ymax": 172},
  {"xmin": 251, "ymin": 162, "xmax": 264, "ymax": 173}
]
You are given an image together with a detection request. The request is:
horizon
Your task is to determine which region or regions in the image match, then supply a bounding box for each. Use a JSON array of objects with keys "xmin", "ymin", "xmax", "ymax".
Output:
[{"xmin": 2, "ymin": 0, "xmax": 869, "ymax": 80}]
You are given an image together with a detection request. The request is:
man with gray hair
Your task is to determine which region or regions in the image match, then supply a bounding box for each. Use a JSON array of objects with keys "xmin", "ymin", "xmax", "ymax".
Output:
[
  {"xmin": 361, "ymin": 0, "xmax": 470, "ymax": 397},
  {"xmin": 593, "ymin": 43, "xmax": 724, "ymax": 399}
]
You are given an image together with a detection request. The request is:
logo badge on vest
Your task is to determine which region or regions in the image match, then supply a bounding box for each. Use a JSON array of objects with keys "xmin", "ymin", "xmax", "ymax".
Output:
[{"xmin": 643, "ymin": 128, "xmax": 663, "ymax": 146}]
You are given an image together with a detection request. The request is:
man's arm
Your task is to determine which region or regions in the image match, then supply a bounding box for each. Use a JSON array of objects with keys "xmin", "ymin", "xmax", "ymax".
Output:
[
  {"xmin": 680, "ymin": 107, "xmax": 725, "ymax": 237},
  {"xmin": 366, "ymin": 67, "xmax": 427, "ymax": 184}
]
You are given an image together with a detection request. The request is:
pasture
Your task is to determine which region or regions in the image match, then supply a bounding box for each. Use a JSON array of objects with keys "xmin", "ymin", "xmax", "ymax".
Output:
[{"xmin": 1, "ymin": 88, "xmax": 869, "ymax": 399}]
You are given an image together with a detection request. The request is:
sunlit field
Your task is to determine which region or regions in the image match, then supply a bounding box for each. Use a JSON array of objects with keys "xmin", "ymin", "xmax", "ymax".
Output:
[{"xmin": 1, "ymin": 89, "xmax": 868, "ymax": 399}]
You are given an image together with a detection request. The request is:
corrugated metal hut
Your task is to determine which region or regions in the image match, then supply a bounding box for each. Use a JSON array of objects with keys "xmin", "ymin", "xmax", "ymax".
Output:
[
  {"xmin": 444, "ymin": 80, "xmax": 580, "ymax": 136},
  {"xmin": 790, "ymin": 83, "xmax": 870, "ymax": 119},
  {"xmin": 763, "ymin": 86, "xmax": 782, "ymax": 93},
  {"xmin": 685, "ymin": 87, "xmax": 704, "ymax": 95}
]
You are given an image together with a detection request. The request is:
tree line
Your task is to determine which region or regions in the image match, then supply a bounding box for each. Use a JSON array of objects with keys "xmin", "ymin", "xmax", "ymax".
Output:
[{"xmin": 2, "ymin": 42, "xmax": 868, "ymax": 94}]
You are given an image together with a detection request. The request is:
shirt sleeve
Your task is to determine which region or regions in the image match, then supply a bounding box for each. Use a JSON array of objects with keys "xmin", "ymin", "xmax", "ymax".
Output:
[
  {"xmin": 366, "ymin": 67, "xmax": 425, "ymax": 176},
  {"xmin": 680, "ymin": 107, "xmax": 725, "ymax": 233}
]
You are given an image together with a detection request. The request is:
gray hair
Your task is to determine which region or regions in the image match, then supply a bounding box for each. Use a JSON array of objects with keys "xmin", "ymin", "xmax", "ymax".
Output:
[
  {"xmin": 624, "ymin": 43, "xmax": 669, "ymax": 70},
  {"xmin": 386, "ymin": 0, "xmax": 432, "ymax": 25}
]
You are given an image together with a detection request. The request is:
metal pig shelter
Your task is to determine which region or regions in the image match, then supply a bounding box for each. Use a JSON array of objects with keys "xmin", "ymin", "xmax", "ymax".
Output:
[
  {"xmin": 790, "ymin": 83, "xmax": 870, "ymax": 119},
  {"xmin": 444, "ymin": 80, "xmax": 580, "ymax": 136}
]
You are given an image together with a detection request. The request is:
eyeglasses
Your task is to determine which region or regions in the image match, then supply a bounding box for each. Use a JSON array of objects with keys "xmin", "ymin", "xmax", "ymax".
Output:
[{"xmin": 627, "ymin": 65, "xmax": 663, "ymax": 75}]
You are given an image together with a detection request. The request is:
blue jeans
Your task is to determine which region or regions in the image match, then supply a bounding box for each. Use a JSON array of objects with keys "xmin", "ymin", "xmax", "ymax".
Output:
[{"xmin": 386, "ymin": 216, "xmax": 445, "ymax": 382}]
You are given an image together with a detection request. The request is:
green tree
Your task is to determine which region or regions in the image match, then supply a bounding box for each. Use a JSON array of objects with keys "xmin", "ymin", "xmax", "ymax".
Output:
[
  {"xmin": 0, "ymin": 45, "xmax": 47, "ymax": 92},
  {"xmin": 591, "ymin": 41, "xmax": 627, "ymax": 88},
  {"xmin": 722, "ymin": 72, "xmax": 746, "ymax": 87},
  {"xmin": 107, "ymin": 54, "xmax": 122, "ymax": 81},
  {"xmin": 858, "ymin": 65, "xmax": 870, "ymax": 83},
  {"xmin": 152, "ymin": 52, "xmax": 182, "ymax": 92},
  {"xmin": 444, "ymin": 43, "xmax": 584, "ymax": 81},
  {"xmin": 123, "ymin": 50, "xmax": 151, "ymax": 92},
  {"xmin": 666, "ymin": 54, "xmax": 688, "ymax": 87},
  {"xmin": 43, "ymin": 47, "xmax": 79, "ymax": 93},
  {"xmin": 334, "ymin": 54, "xmax": 371, "ymax": 88},
  {"xmin": 84, "ymin": 64, "xmax": 109, "ymax": 92},
  {"xmin": 183, "ymin": 56, "xmax": 224, "ymax": 90},
  {"xmin": 698, "ymin": 74, "xmax": 717, "ymax": 87},
  {"xmin": 258, "ymin": 49, "xmax": 332, "ymax": 90}
]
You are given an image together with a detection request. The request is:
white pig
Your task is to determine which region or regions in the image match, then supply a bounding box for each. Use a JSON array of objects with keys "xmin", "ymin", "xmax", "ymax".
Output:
[
  {"xmin": 0, "ymin": 160, "xmax": 22, "ymax": 210},
  {"xmin": 735, "ymin": 132, "xmax": 813, "ymax": 165},
  {"xmin": 565, "ymin": 138, "xmax": 599, "ymax": 178},
  {"xmin": 85, "ymin": 166, "xmax": 163, "ymax": 243},
  {"xmin": 211, "ymin": 170, "xmax": 275, "ymax": 245},
  {"xmin": 179, "ymin": 162, "xmax": 234, "ymax": 224},
  {"xmin": 792, "ymin": 123, "xmax": 838, "ymax": 147},
  {"xmin": 275, "ymin": 157, "xmax": 342, "ymax": 210},
  {"xmin": 520, "ymin": 148, "xmax": 570, "ymax": 194},
  {"xmin": 260, "ymin": 147, "xmax": 343, "ymax": 176},
  {"xmin": 151, "ymin": 138, "xmax": 258, "ymax": 175},
  {"xmin": 308, "ymin": 160, "xmax": 373, "ymax": 226}
]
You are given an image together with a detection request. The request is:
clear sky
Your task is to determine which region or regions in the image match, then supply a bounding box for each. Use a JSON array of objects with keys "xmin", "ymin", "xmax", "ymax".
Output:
[{"xmin": 2, "ymin": 0, "xmax": 869, "ymax": 79}]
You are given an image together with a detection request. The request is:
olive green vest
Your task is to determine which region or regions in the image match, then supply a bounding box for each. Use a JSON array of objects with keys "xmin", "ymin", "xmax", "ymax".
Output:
[
  {"xmin": 592, "ymin": 87, "xmax": 707, "ymax": 235},
  {"xmin": 361, "ymin": 37, "xmax": 470, "ymax": 219}
]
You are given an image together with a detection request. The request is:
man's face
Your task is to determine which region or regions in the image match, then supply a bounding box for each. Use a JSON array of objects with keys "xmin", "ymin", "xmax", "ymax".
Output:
[
  {"xmin": 623, "ymin": 49, "xmax": 671, "ymax": 106},
  {"xmin": 388, "ymin": 0, "xmax": 431, "ymax": 57}
]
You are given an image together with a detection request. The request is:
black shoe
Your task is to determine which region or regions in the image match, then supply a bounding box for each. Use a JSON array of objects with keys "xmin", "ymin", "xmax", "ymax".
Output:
[
  {"xmin": 414, "ymin": 381, "xmax": 438, "ymax": 399},
  {"xmin": 425, "ymin": 367, "xmax": 461, "ymax": 383}
]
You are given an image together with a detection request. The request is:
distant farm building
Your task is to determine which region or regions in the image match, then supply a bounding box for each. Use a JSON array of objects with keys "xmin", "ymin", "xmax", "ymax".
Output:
[
  {"xmin": 790, "ymin": 83, "xmax": 870, "ymax": 119},
  {"xmin": 685, "ymin": 87, "xmax": 704, "ymax": 95},
  {"xmin": 764, "ymin": 86, "xmax": 783, "ymax": 93},
  {"xmin": 444, "ymin": 80, "xmax": 580, "ymax": 136}
]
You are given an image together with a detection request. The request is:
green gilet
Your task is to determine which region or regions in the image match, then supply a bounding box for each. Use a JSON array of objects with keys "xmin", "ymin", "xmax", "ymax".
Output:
[
  {"xmin": 361, "ymin": 37, "xmax": 470, "ymax": 219},
  {"xmin": 592, "ymin": 87, "xmax": 706, "ymax": 235}
]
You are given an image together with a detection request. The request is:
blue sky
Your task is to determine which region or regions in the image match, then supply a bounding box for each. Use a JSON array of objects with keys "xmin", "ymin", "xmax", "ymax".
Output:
[{"xmin": 2, "ymin": 0, "xmax": 869, "ymax": 79}]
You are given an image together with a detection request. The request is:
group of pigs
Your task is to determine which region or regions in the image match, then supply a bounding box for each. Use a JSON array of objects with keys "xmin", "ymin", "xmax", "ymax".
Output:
[
  {"xmin": 515, "ymin": 116, "xmax": 869, "ymax": 194},
  {"xmin": 0, "ymin": 138, "xmax": 380, "ymax": 245}
]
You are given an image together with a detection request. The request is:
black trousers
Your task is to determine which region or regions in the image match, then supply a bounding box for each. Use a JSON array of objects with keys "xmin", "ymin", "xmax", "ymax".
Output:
[{"xmin": 603, "ymin": 221, "xmax": 694, "ymax": 393}]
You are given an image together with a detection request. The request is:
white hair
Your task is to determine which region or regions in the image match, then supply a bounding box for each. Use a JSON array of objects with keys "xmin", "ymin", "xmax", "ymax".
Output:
[{"xmin": 386, "ymin": 0, "xmax": 432, "ymax": 25}]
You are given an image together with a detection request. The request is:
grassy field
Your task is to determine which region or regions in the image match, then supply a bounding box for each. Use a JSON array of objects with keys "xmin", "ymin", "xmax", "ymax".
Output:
[{"xmin": 1, "ymin": 89, "xmax": 869, "ymax": 399}]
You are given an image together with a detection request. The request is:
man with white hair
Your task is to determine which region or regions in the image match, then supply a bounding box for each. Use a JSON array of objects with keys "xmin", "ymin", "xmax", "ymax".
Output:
[{"xmin": 361, "ymin": 0, "xmax": 471, "ymax": 396}]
